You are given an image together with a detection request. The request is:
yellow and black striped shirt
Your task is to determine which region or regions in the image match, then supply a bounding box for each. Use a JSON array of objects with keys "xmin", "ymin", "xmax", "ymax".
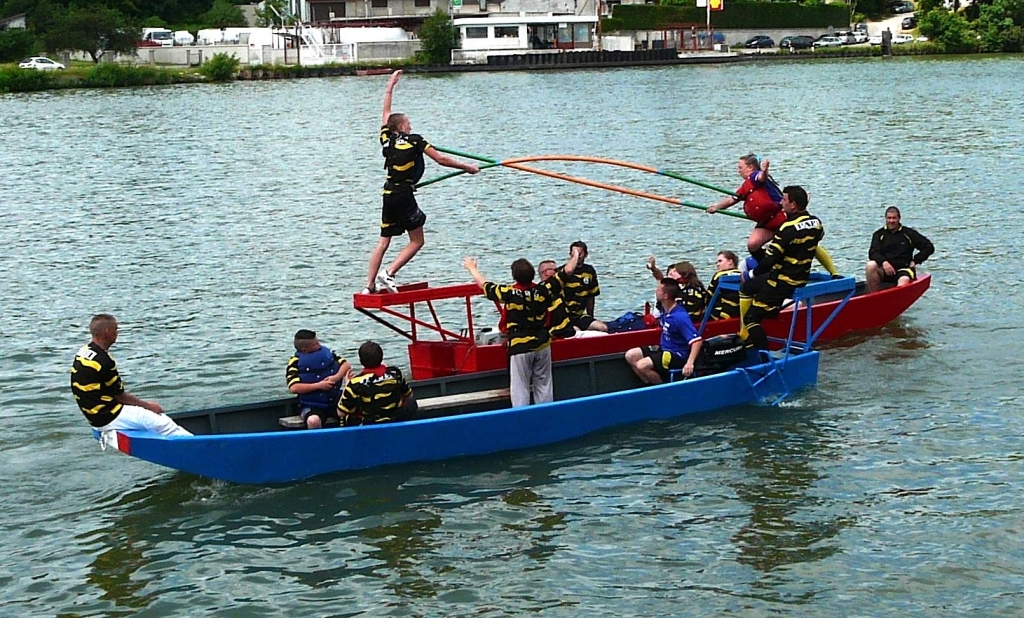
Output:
[
  {"xmin": 679, "ymin": 284, "xmax": 707, "ymax": 324},
  {"xmin": 338, "ymin": 366, "xmax": 413, "ymax": 424},
  {"xmin": 706, "ymin": 268, "xmax": 741, "ymax": 319},
  {"xmin": 484, "ymin": 281, "xmax": 555, "ymax": 355},
  {"xmin": 760, "ymin": 212, "xmax": 825, "ymax": 289},
  {"xmin": 540, "ymin": 275, "xmax": 574, "ymax": 339},
  {"xmin": 380, "ymin": 125, "xmax": 429, "ymax": 194},
  {"xmin": 560, "ymin": 263, "xmax": 601, "ymax": 320},
  {"xmin": 70, "ymin": 342, "xmax": 124, "ymax": 428}
]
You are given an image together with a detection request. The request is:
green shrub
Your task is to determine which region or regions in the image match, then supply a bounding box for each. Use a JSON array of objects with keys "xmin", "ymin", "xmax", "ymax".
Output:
[
  {"xmin": 83, "ymin": 62, "xmax": 175, "ymax": 87},
  {"xmin": 198, "ymin": 52, "xmax": 240, "ymax": 81},
  {"xmin": 0, "ymin": 29, "xmax": 38, "ymax": 63},
  {"xmin": 0, "ymin": 66, "xmax": 55, "ymax": 93},
  {"xmin": 417, "ymin": 9, "xmax": 458, "ymax": 65}
]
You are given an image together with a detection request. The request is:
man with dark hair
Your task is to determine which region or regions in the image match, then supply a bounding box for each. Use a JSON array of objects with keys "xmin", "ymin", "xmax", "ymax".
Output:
[
  {"xmin": 866, "ymin": 206, "xmax": 934, "ymax": 292},
  {"xmin": 337, "ymin": 341, "xmax": 416, "ymax": 426},
  {"xmin": 625, "ymin": 278, "xmax": 703, "ymax": 384},
  {"xmin": 363, "ymin": 70, "xmax": 480, "ymax": 295},
  {"xmin": 559, "ymin": 241, "xmax": 607, "ymax": 333},
  {"xmin": 286, "ymin": 329, "xmax": 352, "ymax": 429},
  {"xmin": 71, "ymin": 314, "xmax": 192, "ymax": 439},
  {"xmin": 463, "ymin": 256, "xmax": 559, "ymax": 407},
  {"xmin": 738, "ymin": 185, "xmax": 825, "ymax": 350}
]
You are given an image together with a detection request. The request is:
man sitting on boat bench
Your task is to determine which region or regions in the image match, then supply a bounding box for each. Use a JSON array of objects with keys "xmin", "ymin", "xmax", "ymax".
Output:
[
  {"xmin": 286, "ymin": 329, "xmax": 351, "ymax": 429},
  {"xmin": 338, "ymin": 341, "xmax": 417, "ymax": 426},
  {"xmin": 865, "ymin": 206, "xmax": 934, "ymax": 292},
  {"xmin": 625, "ymin": 278, "xmax": 703, "ymax": 385}
]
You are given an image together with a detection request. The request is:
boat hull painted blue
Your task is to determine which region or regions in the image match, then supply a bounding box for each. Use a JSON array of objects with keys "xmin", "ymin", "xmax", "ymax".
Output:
[{"xmin": 116, "ymin": 352, "xmax": 820, "ymax": 484}]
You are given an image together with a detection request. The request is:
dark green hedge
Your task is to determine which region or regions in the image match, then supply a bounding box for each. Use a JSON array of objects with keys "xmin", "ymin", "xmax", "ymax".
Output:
[{"xmin": 603, "ymin": 3, "xmax": 849, "ymax": 30}]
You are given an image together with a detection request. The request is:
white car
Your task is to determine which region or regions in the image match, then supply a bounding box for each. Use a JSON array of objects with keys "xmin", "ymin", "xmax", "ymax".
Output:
[
  {"xmin": 869, "ymin": 34, "xmax": 884, "ymax": 45},
  {"xmin": 852, "ymin": 31, "xmax": 870, "ymax": 44},
  {"xmin": 813, "ymin": 36, "xmax": 845, "ymax": 48},
  {"xmin": 18, "ymin": 57, "xmax": 65, "ymax": 70},
  {"xmin": 893, "ymin": 33, "xmax": 915, "ymax": 44}
]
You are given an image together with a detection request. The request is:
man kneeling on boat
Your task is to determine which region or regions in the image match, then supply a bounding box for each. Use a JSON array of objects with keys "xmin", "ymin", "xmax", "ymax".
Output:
[
  {"xmin": 286, "ymin": 329, "xmax": 352, "ymax": 429},
  {"xmin": 625, "ymin": 279, "xmax": 703, "ymax": 385},
  {"xmin": 338, "ymin": 341, "xmax": 417, "ymax": 426}
]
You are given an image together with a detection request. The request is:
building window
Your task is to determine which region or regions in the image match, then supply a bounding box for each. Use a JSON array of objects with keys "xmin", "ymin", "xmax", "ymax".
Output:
[
  {"xmin": 465, "ymin": 26, "xmax": 488, "ymax": 39},
  {"xmin": 372, "ymin": 0, "xmax": 387, "ymax": 7},
  {"xmin": 415, "ymin": 0, "xmax": 430, "ymax": 6},
  {"xmin": 494, "ymin": 26, "xmax": 518, "ymax": 38}
]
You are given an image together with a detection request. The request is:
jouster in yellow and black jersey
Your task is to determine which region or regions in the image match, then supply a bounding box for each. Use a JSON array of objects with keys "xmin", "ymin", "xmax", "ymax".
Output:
[
  {"xmin": 559, "ymin": 263, "xmax": 600, "ymax": 320},
  {"xmin": 380, "ymin": 125, "xmax": 429, "ymax": 195},
  {"xmin": 483, "ymin": 282, "xmax": 556, "ymax": 355},
  {"xmin": 707, "ymin": 268, "xmax": 741, "ymax": 319},
  {"xmin": 761, "ymin": 212, "xmax": 825, "ymax": 289},
  {"xmin": 338, "ymin": 365, "xmax": 413, "ymax": 425},
  {"xmin": 70, "ymin": 342, "xmax": 125, "ymax": 428}
]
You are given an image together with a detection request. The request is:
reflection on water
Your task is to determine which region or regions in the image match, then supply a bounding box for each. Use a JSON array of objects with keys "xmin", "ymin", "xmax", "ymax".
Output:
[{"xmin": 728, "ymin": 410, "xmax": 851, "ymax": 584}]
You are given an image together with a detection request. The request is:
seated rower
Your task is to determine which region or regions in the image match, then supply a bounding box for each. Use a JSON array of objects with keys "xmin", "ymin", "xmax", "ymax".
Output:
[
  {"xmin": 625, "ymin": 278, "xmax": 703, "ymax": 385},
  {"xmin": 706, "ymin": 250, "xmax": 742, "ymax": 320},
  {"xmin": 646, "ymin": 257, "xmax": 707, "ymax": 323},
  {"xmin": 338, "ymin": 341, "xmax": 417, "ymax": 426},
  {"xmin": 286, "ymin": 329, "xmax": 352, "ymax": 429},
  {"xmin": 866, "ymin": 206, "xmax": 934, "ymax": 292},
  {"xmin": 560, "ymin": 241, "xmax": 608, "ymax": 334}
]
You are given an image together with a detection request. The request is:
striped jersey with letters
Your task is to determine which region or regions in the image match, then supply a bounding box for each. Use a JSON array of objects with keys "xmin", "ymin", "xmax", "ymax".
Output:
[
  {"xmin": 761, "ymin": 212, "xmax": 825, "ymax": 289},
  {"xmin": 70, "ymin": 342, "xmax": 125, "ymax": 427},
  {"xmin": 560, "ymin": 263, "xmax": 601, "ymax": 320},
  {"xmin": 338, "ymin": 366, "xmax": 412, "ymax": 424},
  {"xmin": 380, "ymin": 125, "xmax": 429, "ymax": 194},
  {"xmin": 484, "ymin": 281, "xmax": 555, "ymax": 355}
]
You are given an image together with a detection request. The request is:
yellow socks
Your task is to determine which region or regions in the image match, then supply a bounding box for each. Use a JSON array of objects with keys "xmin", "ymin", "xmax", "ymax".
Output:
[
  {"xmin": 738, "ymin": 296, "xmax": 752, "ymax": 340},
  {"xmin": 815, "ymin": 246, "xmax": 839, "ymax": 276}
]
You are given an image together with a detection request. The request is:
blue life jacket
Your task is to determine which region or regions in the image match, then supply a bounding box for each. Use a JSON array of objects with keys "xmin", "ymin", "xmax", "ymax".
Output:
[{"xmin": 296, "ymin": 345, "xmax": 341, "ymax": 409}]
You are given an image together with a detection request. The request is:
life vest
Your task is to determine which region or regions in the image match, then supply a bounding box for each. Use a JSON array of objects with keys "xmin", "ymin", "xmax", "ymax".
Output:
[{"xmin": 296, "ymin": 345, "xmax": 341, "ymax": 409}]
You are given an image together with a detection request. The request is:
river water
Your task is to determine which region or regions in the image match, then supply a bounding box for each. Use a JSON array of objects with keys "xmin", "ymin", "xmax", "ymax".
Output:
[{"xmin": 2, "ymin": 56, "xmax": 1023, "ymax": 616}]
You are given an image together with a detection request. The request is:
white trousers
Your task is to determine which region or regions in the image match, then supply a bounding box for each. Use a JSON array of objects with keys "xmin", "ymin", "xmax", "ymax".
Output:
[
  {"xmin": 98, "ymin": 405, "xmax": 193, "ymax": 437},
  {"xmin": 509, "ymin": 347, "xmax": 553, "ymax": 408}
]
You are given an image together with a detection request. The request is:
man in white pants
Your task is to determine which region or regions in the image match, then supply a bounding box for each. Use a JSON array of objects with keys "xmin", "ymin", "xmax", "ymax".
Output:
[
  {"xmin": 71, "ymin": 314, "xmax": 192, "ymax": 439},
  {"xmin": 463, "ymin": 257, "xmax": 559, "ymax": 408}
]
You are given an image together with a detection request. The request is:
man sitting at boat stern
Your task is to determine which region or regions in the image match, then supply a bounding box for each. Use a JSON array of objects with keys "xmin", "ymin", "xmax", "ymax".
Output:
[
  {"xmin": 71, "ymin": 314, "xmax": 192, "ymax": 443},
  {"xmin": 866, "ymin": 206, "xmax": 934, "ymax": 293},
  {"xmin": 338, "ymin": 341, "xmax": 417, "ymax": 426},
  {"xmin": 286, "ymin": 329, "xmax": 352, "ymax": 429},
  {"xmin": 625, "ymin": 279, "xmax": 703, "ymax": 385},
  {"xmin": 464, "ymin": 256, "xmax": 557, "ymax": 407},
  {"xmin": 738, "ymin": 185, "xmax": 824, "ymax": 350}
]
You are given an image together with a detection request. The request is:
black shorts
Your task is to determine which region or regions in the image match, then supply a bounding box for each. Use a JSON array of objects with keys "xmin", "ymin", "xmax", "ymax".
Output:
[
  {"xmin": 741, "ymin": 273, "xmax": 793, "ymax": 325},
  {"xmin": 300, "ymin": 406, "xmax": 340, "ymax": 426},
  {"xmin": 642, "ymin": 345, "xmax": 687, "ymax": 382},
  {"xmin": 881, "ymin": 265, "xmax": 916, "ymax": 283},
  {"xmin": 574, "ymin": 315, "xmax": 598, "ymax": 330},
  {"xmin": 381, "ymin": 191, "xmax": 427, "ymax": 238}
]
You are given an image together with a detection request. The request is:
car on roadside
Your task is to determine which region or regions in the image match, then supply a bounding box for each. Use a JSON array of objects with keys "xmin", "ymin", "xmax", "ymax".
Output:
[
  {"xmin": 869, "ymin": 34, "xmax": 884, "ymax": 45},
  {"xmin": 851, "ymin": 31, "xmax": 869, "ymax": 43},
  {"xmin": 780, "ymin": 35, "xmax": 815, "ymax": 50},
  {"xmin": 813, "ymin": 36, "xmax": 845, "ymax": 48},
  {"xmin": 833, "ymin": 30, "xmax": 856, "ymax": 44},
  {"xmin": 892, "ymin": 1, "xmax": 915, "ymax": 13},
  {"xmin": 18, "ymin": 57, "xmax": 65, "ymax": 71},
  {"xmin": 893, "ymin": 33, "xmax": 915, "ymax": 43},
  {"xmin": 902, "ymin": 15, "xmax": 918, "ymax": 29},
  {"xmin": 744, "ymin": 35, "xmax": 775, "ymax": 49}
]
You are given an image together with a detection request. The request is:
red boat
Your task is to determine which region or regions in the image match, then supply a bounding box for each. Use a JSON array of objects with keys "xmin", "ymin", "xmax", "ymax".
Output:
[{"xmin": 354, "ymin": 274, "xmax": 931, "ymax": 380}]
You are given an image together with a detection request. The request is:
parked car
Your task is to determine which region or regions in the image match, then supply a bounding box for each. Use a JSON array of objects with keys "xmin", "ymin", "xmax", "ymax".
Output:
[
  {"xmin": 780, "ymin": 35, "xmax": 815, "ymax": 49},
  {"xmin": 813, "ymin": 36, "xmax": 845, "ymax": 48},
  {"xmin": 869, "ymin": 34, "xmax": 884, "ymax": 45},
  {"xmin": 744, "ymin": 35, "xmax": 775, "ymax": 49},
  {"xmin": 833, "ymin": 30, "xmax": 856, "ymax": 44},
  {"xmin": 851, "ymin": 31, "xmax": 870, "ymax": 44},
  {"xmin": 902, "ymin": 15, "xmax": 918, "ymax": 29},
  {"xmin": 892, "ymin": 2, "xmax": 915, "ymax": 13},
  {"xmin": 893, "ymin": 33, "xmax": 915, "ymax": 43},
  {"xmin": 18, "ymin": 57, "xmax": 65, "ymax": 70}
]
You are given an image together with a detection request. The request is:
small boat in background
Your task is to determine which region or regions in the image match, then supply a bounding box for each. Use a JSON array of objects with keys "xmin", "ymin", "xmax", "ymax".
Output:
[{"xmin": 355, "ymin": 67, "xmax": 394, "ymax": 76}]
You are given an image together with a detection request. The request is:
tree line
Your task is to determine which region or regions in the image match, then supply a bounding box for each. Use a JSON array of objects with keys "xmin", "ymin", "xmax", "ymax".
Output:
[{"xmin": 0, "ymin": 0, "xmax": 251, "ymax": 62}]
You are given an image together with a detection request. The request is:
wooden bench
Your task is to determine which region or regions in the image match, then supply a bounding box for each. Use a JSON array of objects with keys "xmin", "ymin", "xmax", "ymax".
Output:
[
  {"xmin": 417, "ymin": 388, "xmax": 510, "ymax": 412},
  {"xmin": 277, "ymin": 388, "xmax": 510, "ymax": 428}
]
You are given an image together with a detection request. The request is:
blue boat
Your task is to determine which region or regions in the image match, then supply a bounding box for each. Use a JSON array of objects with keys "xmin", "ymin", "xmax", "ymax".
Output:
[{"xmin": 100, "ymin": 275, "xmax": 855, "ymax": 484}]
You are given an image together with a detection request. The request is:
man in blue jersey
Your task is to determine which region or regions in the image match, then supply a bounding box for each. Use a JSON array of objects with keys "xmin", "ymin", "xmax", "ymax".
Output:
[{"xmin": 625, "ymin": 278, "xmax": 703, "ymax": 384}]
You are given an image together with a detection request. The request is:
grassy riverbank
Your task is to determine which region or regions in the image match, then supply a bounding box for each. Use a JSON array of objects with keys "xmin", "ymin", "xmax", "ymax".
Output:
[{"xmin": 0, "ymin": 61, "xmax": 205, "ymax": 93}]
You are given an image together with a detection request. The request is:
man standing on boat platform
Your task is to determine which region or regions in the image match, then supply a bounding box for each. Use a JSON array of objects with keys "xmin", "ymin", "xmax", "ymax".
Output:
[
  {"xmin": 625, "ymin": 278, "xmax": 703, "ymax": 384},
  {"xmin": 738, "ymin": 185, "xmax": 824, "ymax": 350},
  {"xmin": 363, "ymin": 70, "xmax": 480, "ymax": 295},
  {"xmin": 865, "ymin": 206, "xmax": 934, "ymax": 292},
  {"xmin": 71, "ymin": 314, "xmax": 192, "ymax": 439},
  {"xmin": 463, "ymin": 256, "xmax": 558, "ymax": 407}
]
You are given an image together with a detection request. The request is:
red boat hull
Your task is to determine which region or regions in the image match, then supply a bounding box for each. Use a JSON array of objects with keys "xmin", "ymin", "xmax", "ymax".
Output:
[{"xmin": 408, "ymin": 275, "xmax": 931, "ymax": 379}]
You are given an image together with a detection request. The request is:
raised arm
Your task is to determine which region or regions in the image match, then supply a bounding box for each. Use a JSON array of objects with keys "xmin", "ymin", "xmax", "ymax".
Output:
[
  {"xmin": 646, "ymin": 255, "xmax": 665, "ymax": 281},
  {"xmin": 382, "ymin": 70, "xmax": 402, "ymax": 125},
  {"xmin": 462, "ymin": 257, "xmax": 487, "ymax": 289},
  {"xmin": 563, "ymin": 246, "xmax": 582, "ymax": 276}
]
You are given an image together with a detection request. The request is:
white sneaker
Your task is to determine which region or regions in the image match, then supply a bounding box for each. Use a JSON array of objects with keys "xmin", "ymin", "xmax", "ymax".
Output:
[
  {"xmin": 359, "ymin": 286, "xmax": 375, "ymax": 295},
  {"xmin": 376, "ymin": 269, "xmax": 397, "ymax": 293}
]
